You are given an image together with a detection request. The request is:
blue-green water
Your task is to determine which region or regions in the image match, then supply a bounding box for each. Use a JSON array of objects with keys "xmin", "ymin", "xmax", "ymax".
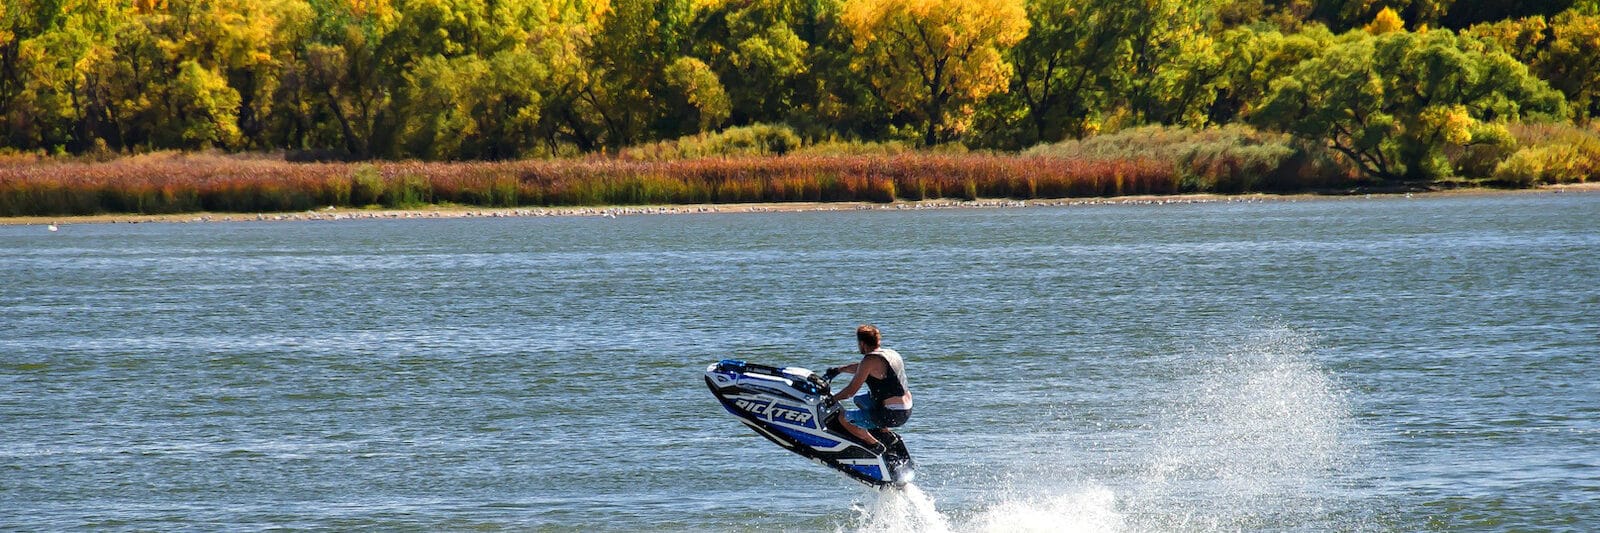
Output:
[{"xmin": 3, "ymin": 193, "xmax": 1597, "ymax": 531}]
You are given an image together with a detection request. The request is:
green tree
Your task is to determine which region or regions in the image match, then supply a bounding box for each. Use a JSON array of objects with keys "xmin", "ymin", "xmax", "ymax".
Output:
[
  {"xmin": 172, "ymin": 59, "xmax": 243, "ymax": 147},
  {"xmin": 0, "ymin": 0, "xmax": 50, "ymax": 149},
  {"xmin": 525, "ymin": 0, "xmax": 610, "ymax": 154},
  {"xmin": 797, "ymin": 0, "xmax": 890, "ymax": 140},
  {"xmin": 396, "ymin": 54, "xmax": 479, "ymax": 159},
  {"xmin": 159, "ymin": 0, "xmax": 301, "ymax": 149},
  {"xmin": 661, "ymin": 56, "xmax": 730, "ymax": 135},
  {"xmin": 1255, "ymin": 28, "xmax": 1566, "ymax": 181},
  {"xmin": 991, "ymin": 0, "xmax": 1228, "ymax": 148},
  {"xmin": 1207, "ymin": 24, "xmax": 1333, "ymax": 124},
  {"xmin": 469, "ymin": 48, "xmax": 548, "ymax": 158},
  {"xmin": 232, "ymin": 0, "xmax": 314, "ymax": 149},
  {"xmin": 293, "ymin": 0, "xmax": 398, "ymax": 157},
  {"xmin": 1002, "ymin": 0, "xmax": 1143, "ymax": 145},
  {"xmin": 559, "ymin": 0, "xmax": 693, "ymax": 150},
  {"xmin": 688, "ymin": 0, "xmax": 816, "ymax": 126},
  {"xmin": 387, "ymin": 0, "xmax": 556, "ymax": 159},
  {"xmin": 9, "ymin": 0, "xmax": 131, "ymax": 152},
  {"xmin": 1121, "ymin": 0, "xmax": 1226, "ymax": 127}
]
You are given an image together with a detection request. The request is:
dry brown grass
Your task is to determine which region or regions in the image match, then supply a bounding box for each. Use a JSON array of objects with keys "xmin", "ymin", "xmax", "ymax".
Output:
[{"xmin": 0, "ymin": 153, "xmax": 1177, "ymax": 216}]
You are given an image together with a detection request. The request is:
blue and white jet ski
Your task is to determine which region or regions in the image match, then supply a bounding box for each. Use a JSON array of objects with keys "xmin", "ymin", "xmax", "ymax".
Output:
[{"xmin": 705, "ymin": 359, "xmax": 914, "ymax": 488}]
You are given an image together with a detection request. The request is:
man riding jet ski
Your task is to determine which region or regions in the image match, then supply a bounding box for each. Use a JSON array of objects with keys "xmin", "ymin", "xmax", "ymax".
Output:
[
  {"xmin": 704, "ymin": 326, "xmax": 914, "ymax": 488},
  {"xmin": 823, "ymin": 325, "xmax": 913, "ymax": 457}
]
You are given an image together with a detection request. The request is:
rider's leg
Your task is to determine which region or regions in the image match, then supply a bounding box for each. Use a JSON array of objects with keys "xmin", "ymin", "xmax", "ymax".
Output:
[
  {"xmin": 841, "ymin": 394, "xmax": 885, "ymax": 448},
  {"xmin": 838, "ymin": 414, "xmax": 881, "ymax": 447}
]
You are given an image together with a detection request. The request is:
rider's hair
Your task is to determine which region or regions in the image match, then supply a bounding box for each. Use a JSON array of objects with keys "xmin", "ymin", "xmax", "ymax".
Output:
[{"xmin": 856, "ymin": 325, "xmax": 881, "ymax": 350}]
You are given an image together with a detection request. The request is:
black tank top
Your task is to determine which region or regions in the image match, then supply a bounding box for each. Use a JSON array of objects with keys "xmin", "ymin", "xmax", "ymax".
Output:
[{"xmin": 864, "ymin": 354, "xmax": 907, "ymax": 400}]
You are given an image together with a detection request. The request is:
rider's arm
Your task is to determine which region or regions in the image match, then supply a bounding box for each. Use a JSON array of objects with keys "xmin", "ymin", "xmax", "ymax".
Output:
[{"xmin": 830, "ymin": 356, "xmax": 878, "ymax": 400}]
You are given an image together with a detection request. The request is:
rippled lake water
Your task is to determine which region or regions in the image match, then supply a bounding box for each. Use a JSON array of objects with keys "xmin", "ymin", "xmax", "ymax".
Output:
[{"xmin": 3, "ymin": 192, "xmax": 1597, "ymax": 531}]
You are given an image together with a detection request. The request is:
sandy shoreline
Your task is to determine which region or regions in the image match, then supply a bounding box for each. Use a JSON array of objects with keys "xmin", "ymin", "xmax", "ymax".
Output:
[{"xmin": 4, "ymin": 183, "xmax": 1594, "ymax": 227}]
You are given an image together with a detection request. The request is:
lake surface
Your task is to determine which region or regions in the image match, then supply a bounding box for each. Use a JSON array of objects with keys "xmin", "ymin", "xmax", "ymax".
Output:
[{"xmin": 3, "ymin": 192, "xmax": 1597, "ymax": 531}]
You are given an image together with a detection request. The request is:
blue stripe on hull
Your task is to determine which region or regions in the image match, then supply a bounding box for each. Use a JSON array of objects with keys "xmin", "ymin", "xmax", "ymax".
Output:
[
  {"xmin": 849, "ymin": 464, "xmax": 884, "ymax": 481},
  {"xmin": 773, "ymin": 425, "xmax": 841, "ymax": 448}
]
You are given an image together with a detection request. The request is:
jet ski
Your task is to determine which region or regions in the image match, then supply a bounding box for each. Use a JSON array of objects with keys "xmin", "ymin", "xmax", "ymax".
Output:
[{"xmin": 705, "ymin": 359, "xmax": 914, "ymax": 488}]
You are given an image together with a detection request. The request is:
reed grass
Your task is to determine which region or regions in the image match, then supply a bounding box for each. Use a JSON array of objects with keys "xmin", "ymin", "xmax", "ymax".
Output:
[
  {"xmin": 1492, "ymin": 123, "xmax": 1600, "ymax": 185},
  {"xmin": 0, "ymin": 152, "xmax": 1179, "ymax": 216},
  {"xmin": 1026, "ymin": 124, "xmax": 1357, "ymax": 192}
]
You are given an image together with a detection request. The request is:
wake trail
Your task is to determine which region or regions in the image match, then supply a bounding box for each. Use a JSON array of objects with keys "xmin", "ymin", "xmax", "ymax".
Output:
[
  {"xmin": 844, "ymin": 324, "xmax": 1368, "ymax": 533},
  {"xmin": 849, "ymin": 482, "xmax": 1123, "ymax": 533},
  {"xmin": 848, "ymin": 484, "xmax": 950, "ymax": 533}
]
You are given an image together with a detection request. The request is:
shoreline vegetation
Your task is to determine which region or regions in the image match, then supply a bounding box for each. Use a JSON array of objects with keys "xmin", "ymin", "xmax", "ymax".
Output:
[
  {"xmin": 6, "ymin": 182, "xmax": 1594, "ymax": 227},
  {"xmin": 3, "ymin": 123, "xmax": 1595, "ymax": 221},
  {"xmin": 5, "ymin": 3, "xmax": 1600, "ymax": 220}
]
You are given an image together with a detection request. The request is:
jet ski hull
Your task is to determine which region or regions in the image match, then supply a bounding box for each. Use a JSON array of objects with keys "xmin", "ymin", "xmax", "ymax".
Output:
[{"xmin": 705, "ymin": 359, "xmax": 913, "ymax": 488}]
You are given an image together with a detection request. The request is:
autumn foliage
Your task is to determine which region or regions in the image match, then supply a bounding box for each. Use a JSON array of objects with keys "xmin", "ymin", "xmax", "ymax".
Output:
[
  {"xmin": 2, "ymin": 0, "xmax": 1598, "ymax": 213},
  {"xmin": 841, "ymin": 0, "xmax": 1030, "ymax": 145}
]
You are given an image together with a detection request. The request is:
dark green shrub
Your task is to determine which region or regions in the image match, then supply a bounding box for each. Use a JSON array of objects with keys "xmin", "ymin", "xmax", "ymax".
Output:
[
  {"xmin": 620, "ymin": 123, "xmax": 802, "ymax": 160},
  {"xmin": 351, "ymin": 165, "xmax": 385, "ymax": 206},
  {"xmin": 381, "ymin": 174, "xmax": 431, "ymax": 207}
]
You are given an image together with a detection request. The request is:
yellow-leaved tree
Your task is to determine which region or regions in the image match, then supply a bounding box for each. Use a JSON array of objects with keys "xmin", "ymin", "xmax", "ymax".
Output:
[
  {"xmin": 1365, "ymin": 7, "xmax": 1405, "ymax": 35},
  {"xmin": 841, "ymin": 0, "xmax": 1028, "ymax": 146},
  {"xmin": 1540, "ymin": 10, "xmax": 1600, "ymax": 122}
]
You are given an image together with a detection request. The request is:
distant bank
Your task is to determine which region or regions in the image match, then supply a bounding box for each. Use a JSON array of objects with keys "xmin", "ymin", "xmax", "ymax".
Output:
[
  {"xmin": 5, "ymin": 145, "xmax": 1589, "ymax": 220},
  {"xmin": 4, "ymin": 185, "xmax": 1594, "ymax": 227}
]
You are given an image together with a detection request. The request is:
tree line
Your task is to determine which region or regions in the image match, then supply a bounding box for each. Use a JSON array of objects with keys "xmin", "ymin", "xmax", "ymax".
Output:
[{"xmin": 2, "ymin": 0, "xmax": 1598, "ymax": 182}]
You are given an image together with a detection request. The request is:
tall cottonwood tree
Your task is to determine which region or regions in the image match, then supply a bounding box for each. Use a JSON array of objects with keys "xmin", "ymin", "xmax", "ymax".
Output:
[
  {"xmin": 288, "ymin": 0, "xmax": 399, "ymax": 157},
  {"xmin": 6, "ymin": 0, "xmax": 121, "ymax": 151},
  {"xmin": 1003, "ymin": 0, "xmax": 1142, "ymax": 145},
  {"xmin": 688, "ymin": 0, "xmax": 816, "ymax": 126},
  {"xmin": 841, "ymin": 0, "xmax": 1029, "ymax": 146},
  {"xmin": 992, "ymin": 0, "xmax": 1225, "ymax": 147},
  {"xmin": 567, "ymin": 0, "xmax": 699, "ymax": 149},
  {"xmin": 385, "ymin": 0, "xmax": 564, "ymax": 159},
  {"xmin": 1121, "ymin": 0, "xmax": 1225, "ymax": 127}
]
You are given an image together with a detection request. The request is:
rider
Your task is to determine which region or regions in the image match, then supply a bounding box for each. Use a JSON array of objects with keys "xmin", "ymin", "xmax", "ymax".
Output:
[{"xmin": 825, "ymin": 325, "xmax": 912, "ymax": 454}]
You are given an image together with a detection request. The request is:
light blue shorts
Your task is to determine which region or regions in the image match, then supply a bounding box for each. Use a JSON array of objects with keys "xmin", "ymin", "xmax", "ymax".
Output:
[{"xmin": 844, "ymin": 393, "xmax": 910, "ymax": 430}]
